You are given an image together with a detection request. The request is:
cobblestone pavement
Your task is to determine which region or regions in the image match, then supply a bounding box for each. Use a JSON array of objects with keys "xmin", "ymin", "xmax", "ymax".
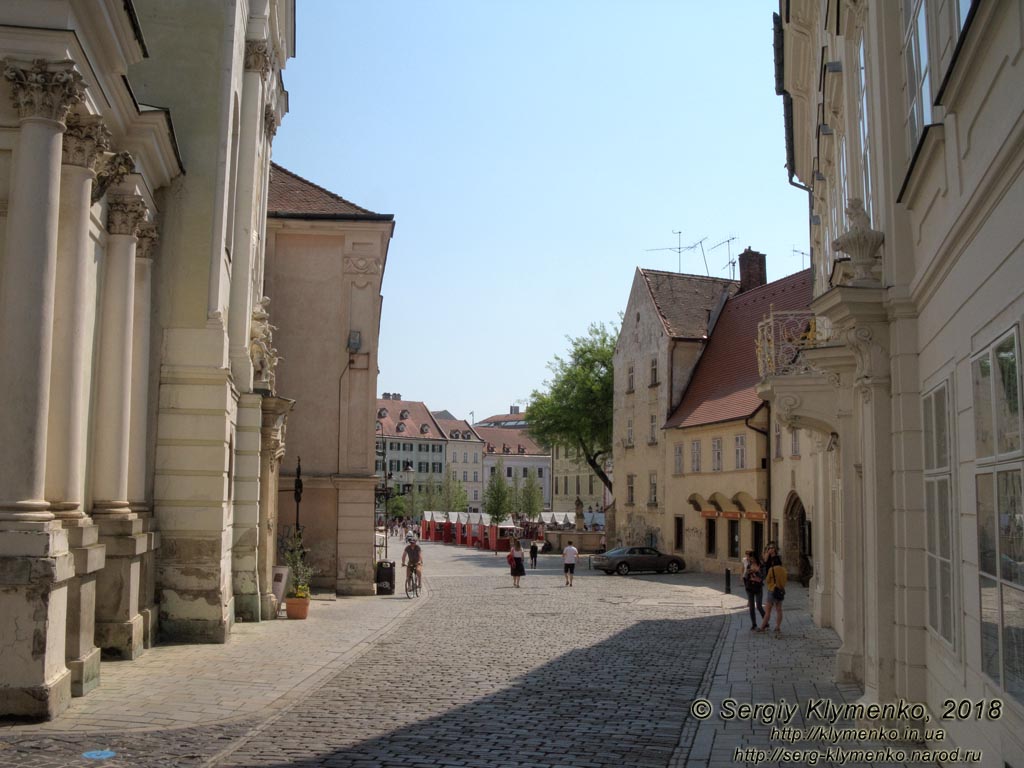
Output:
[{"xmin": 1, "ymin": 539, "xmax": 926, "ymax": 767}]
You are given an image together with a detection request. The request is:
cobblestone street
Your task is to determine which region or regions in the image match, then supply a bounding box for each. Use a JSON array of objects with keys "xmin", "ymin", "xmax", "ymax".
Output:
[{"xmin": 1, "ymin": 539, "xmax": 919, "ymax": 767}]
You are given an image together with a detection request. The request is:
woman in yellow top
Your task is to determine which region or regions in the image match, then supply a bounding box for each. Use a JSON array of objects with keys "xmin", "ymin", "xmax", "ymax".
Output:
[{"xmin": 757, "ymin": 544, "xmax": 787, "ymax": 634}]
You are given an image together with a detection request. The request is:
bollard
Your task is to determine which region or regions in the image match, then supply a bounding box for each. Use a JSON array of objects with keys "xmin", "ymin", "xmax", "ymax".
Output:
[{"xmin": 725, "ymin": 567, "xmax": 732, "ymax": 594}]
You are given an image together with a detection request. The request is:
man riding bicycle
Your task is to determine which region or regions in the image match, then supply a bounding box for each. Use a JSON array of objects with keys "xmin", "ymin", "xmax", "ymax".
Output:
[{"xmin": 401, "ymin": 535, "xmax": 423, "ymax": 588}]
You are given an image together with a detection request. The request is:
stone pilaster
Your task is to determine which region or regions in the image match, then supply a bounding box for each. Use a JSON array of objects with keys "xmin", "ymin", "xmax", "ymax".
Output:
[
  {"xmin": 92, "ymin": 193, "xmax": 149, "ymax": 660},
  {"xmin": 259, "ymin": 396, "xmax": 293, "ymax": 616},
  {"xmin": 0, "ymin": 57, "xmax": 84, "ymax": 719},
  {"xmin": 233, "ymin": 393, "xmax": 265, "ymax": 621}
]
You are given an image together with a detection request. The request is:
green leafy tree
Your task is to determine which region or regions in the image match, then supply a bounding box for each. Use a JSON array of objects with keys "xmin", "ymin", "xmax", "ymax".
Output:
[
  {"xmin": 388, "ymin": 493, "xmax": 408, "ymax": 519},
  {"xmin": 483, "ymin": 459, "xmax": 511, "ymax": 524},
  {"xmin": 411, "ymin": 482, "xmax": 440, "ymax": 516},
  {"xmin": 528, "ymin": 322, "xmax": 615, "ymax": 493},
  {"xmin": 439, "ymin": 470, "xmax": 469, "ymax": 512},
  {"xmin": 508, "ymin": 472, "xmax": 522, "ymax": 521},
  {"xmin": 520, "ymin": 468, "xmax": 543, "ymax": 521}
]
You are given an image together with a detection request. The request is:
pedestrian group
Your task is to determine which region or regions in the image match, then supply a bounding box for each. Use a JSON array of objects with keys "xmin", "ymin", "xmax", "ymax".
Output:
[{"xmin": 743, "ymin": 541, "xmax": 787, "ymax": 635}]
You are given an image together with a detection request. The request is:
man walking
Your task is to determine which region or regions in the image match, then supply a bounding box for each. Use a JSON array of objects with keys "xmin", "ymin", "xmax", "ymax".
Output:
[
  {"xmin": 562, "ymin": 540, "xmax": 579, "ymax": 587},
  {"xmin": 529, "ymin": 540, "xmax": 539, "ymax": 569}
]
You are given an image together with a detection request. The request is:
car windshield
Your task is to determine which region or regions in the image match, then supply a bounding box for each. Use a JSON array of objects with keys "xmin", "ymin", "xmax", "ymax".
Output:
[{"xmin": 603, "ymin": 547, "xmax": 628, "ymax": 556}]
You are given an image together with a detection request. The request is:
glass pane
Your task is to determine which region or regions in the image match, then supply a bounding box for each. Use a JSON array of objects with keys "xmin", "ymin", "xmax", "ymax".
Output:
[
  {"xmin": 980, "ymin": 576, "xmax": 1001, "ymax": 684},
  {"xmin": 977, "ymin": 473, "xmax": 997, "ymax": 575},
  {"xmin": 998, "ymin": 470, "xmax": 1024, "ymax": 587},
  {"xmin": 934, "ymin": 386, "xmax": 948, "ymax": 469},
  {"xmin": 938, "ymin": 478, "xmax": 951, "ymax": 560},
  {"xmin": 928, "ymin": 555, "xmax": 939, "ymax": 631},
  {"xmin": 926, "ymin": 480, "xmax": 938, "ymax": 555},
  {"xmin": 973, "ymin": 354, "xmax": 994, "ymax": 458},
  {"xmin": 1001, "ymin": 584, "xmax": 1024, "ymax": 704},
  {"xmin": 923, "ymin": 393, "xmax": 935, "ymax": 471},
  {"xmin": 995, "ymin": 335, "xmax": 1021, "ymax": 454},
  {"xmin": 940, "ymin": 561, "xmax": 953, "ymax": 643}
]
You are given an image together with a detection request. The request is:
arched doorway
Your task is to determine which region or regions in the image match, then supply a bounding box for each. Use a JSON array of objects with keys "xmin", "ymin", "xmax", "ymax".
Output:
[{"xmin": 783, "ymin": 492, "xmax": 812, "ymax": 585}]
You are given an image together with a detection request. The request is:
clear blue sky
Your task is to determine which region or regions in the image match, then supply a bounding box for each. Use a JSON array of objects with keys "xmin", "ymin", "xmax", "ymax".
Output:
[{"xmin": 272, "ymin": 1, "xmax": 809, "ymax": 424}]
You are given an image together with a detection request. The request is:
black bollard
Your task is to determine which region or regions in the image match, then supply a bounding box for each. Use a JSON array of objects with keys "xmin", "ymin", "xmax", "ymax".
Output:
[{"xmin": 725, "ymin": 567, "xmax": 732, "ymax": 594}]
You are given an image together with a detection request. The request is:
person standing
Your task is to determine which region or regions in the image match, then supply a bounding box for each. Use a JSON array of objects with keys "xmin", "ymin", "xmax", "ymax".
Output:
[
  {"xmin": 758, "ymin": 544, "xmax": 787, "ymax": 634},
  {"xmin": 529, "ymin": 540, "xmax": 539, "ymax": 569},
  {"xmin": 742, "ymin": 549, "xmax": 765, "ymax": 630},
  {"xmin": 562, "ymin": 540, "xmax": 579, "ymax": 587},
  {"xmin": 510, "ymin": 539, "xmax": 526, "ymax": 587}
]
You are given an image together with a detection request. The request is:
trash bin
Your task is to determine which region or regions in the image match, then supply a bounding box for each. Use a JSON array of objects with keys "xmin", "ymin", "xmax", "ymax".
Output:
[{"xmin": 376, "ymin": 560, "xmax": 395, "ymax": 595}]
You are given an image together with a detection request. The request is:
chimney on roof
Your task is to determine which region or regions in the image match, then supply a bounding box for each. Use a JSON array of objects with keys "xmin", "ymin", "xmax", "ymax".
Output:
[
  {"xmin": 738, "ymin": 248, "xmax": 767, "ymax": 293},
  {"xmin": 382, "ymin": 392, "xmax": 391, "ymax": 399},
  {"xmin": 393, "ymin": 393, "xmax": 401, "ymax": 400},
  {"xmin": 510, "ymin": 405, "xmax": 520, "ymax": 415}
]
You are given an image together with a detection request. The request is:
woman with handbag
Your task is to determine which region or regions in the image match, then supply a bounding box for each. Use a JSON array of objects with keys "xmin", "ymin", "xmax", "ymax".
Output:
[
  {"xmin": 757, "ymin": 544, "xmax": 787, "ymax": 634},
  {"xmin": 742, "ymin": 549, "xmax": 766, "ymax": 630},
  {"xmin": 509, "ymin": 539, "xmax": 526, "ymax": 588}
]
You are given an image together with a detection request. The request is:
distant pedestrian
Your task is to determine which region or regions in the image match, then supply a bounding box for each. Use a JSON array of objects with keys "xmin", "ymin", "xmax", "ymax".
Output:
[
  {"xmin": 510, "ymin": 539, "xmax": 526, "ymax": 587},
  {"xmin": 529, "ymin": 541, "xmax": 539, "ymax": 569},
  {"xmin": 742, "ymin": 549, "xmax": 765, "ymax": 630},
  {"xmin": 758, "ymin": 544, "xmax": 787, "ymax": 634},
  {"xmin": 563, "ymin": 540, "xmax": 579, "ymax": 587}
]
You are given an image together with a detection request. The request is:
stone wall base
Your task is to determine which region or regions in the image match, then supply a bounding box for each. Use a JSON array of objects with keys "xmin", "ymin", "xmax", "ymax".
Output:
[
  {"xmin": 139, "ymin": 606, "xmax": 157, "ymax": 649},
  {"xmin": 68, "ymin": 647, "xmax": 101, "ymax": 697},
  {"xmin": 159, "ymin": 615, "xmax": 231, "ymax": 644},
  {"xmin": 0, "ymin": 668, "xmax": 72, "ymax": 720},
  {"xmin": 234, "ymin": 593, "xmax": 261, "ymax": 622},
  {"xmin": 96, "ymin": 614, "xmax": 144, "ymax": 660}
]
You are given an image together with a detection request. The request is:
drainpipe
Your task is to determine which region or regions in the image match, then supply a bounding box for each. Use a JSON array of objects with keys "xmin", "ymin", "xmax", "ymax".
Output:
[{"xmin": 745, "ymin": 401, "xmax": 771, "ymax": 542}]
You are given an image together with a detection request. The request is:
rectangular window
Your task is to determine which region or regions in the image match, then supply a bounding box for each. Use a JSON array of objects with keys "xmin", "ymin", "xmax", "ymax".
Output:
[
  {"xmin": 791, "ymin": 428, "xmax": 801, "ymax": 457},
  {"xmin": 728, "ymin": 519, "xmax": 740, "ymax": 558},
  {"xmin": 650, "ymin": 357, "xmax": 658, "ymax": 386},
  {"xmin": 627, "ymin": 364, "xmax": 635, "ymax": 392},
  {"xmin": 674, "ymin": 443, "xmax": 684, "ymax": 475},
  {"xmin": 735, "ymin": 434, "xmax": 746, "ymax": 470},
  {"xmin": 706, "ymin": 519, "xmax": 717, "ymax": 556},
  {"xmin": 752, "ymin": 521, "xmax": 764, "ymax": 557},
  {"xmin": 473, "ymin": 471, "xmax": 479, "ymax": 482},
  {"xmin": 649, "ymin": 414, "xmax": 657, "ymax": 444},
  {"xmin": 857, "ymin": 36, "xmax": 873, "ymax": 221},
  {"xmin": 674, "ymin": 517, "xmax": 684, "ymax": 551},
  {"xmin": 463, "ymin": 451, "xmax": 468, "ymax": 463},
  {"xmin": 648, "ymin": 472, "xmax": 657, "ymax": 505},
  {"xmin": 537, "ymin": 468, "xmax": 543, "ymax": 478},
  {"xmin": 473, "ymin": 452, "xmax": 478, "ymax": 463},
  {"xmin": 463, "ymin": 471, "xmax": 468, "ymax": 482},
  {"xmin": 554, "ymin": 446, "xmax": 559, "ymax": 459},
  {"xmin": 523, "ymin": 467, "xmax": 529, "ymax": 478},
  {"xmin": 955, "ymin": 0, "xmax": 972, "ymax": 31},
  {"xmin": 691, "ymin": 440, "xmax": 701, "ymax": 473},
  {"xmin": 555, "ymin": 477, "xmax": 560, "ymax": 495},
  {"xmin": 506, "ymin": 467, "xmax": 512, "ymax": 478},
  {"xmin": 924, "ymin": 385, "xmax": 955, "ymax": 644},
  {"xmin": 575, "ymin": 475, "xmax": 581, "ymax": 494},
  {"xmin": 973, "ymin": 328, "xmax": 1024, "ymax": 704},
  {"xmin": 418, "ymin": 462, "xmax": 428, "ymax": 473},
  {"xmin": 588, "ymin": 475, "xmax": 594, "ymax": 494},
  {"xmin": 712, "ymin": 438, "xmax": 722, "ymax": 472},
  {"xmin": 375, "ymin": 459, "xmax": 384, "ymax": 472},
  {"xmin": 473, "ymin": 490, "xmax": 478, "ymax": 501},
  {"xmin": 626, "ymin": 418, "xmax": 634, "ymax": 446},
  {"xmin": 490, "ymin": 467, "xmax": 496, "ymax": 477},
  {"xmin": 902, "ymin": 0, "xmax": 932, "ymax": 148},
  {"xmin": 626, "ymin": 474, "xmax": 635, "ymax": 505}
]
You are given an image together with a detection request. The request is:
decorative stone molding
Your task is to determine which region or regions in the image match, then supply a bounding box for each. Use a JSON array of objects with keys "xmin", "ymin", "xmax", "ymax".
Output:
[
  {"xmin": 263, "ymin": 104, "xmax": 279, "ymax": 140},
  {"xmin": 135, "ymin": 222, "xmax": 159, "ymax": 260},
  {"xmin": 250, "ymin": 296, "xmax": 280, "ymax": 394},
  {"xmin": 62, "ymin": 113, "xmax": 111, "ymax": 169},
  {"xmin": 244, "ymin": 40, "xmax": 274, "ymax": 79},
  {"xmin": 831, "ymin": 199, "xmax": 884, "ymax": 286},
  {"xmin": 107, "ymin": 195, "xmax": 148, "ymax": 236},
  {"xmin": 2, "ymin": 58, "xmax": 85, "ymax": 122},
  {"xmin": 93, "ymin": 151, "xmax": 136, "ymax": 204},
  {"xmin": 343, "ymin": 256, "xmax": 382, "ymax": 275}
]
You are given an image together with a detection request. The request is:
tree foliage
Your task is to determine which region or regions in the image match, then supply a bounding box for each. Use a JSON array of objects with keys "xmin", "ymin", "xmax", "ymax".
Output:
[
  {"xmin": 438, "ymin": 470, "xmax": 469, "ymax": 512},
  {"xmin": 483, "ymin": 459, "xmax": 510, "ymax": 524},
  {"xmin": 527, "ymin": 322, "xmax": 615, "ymax": 492},
  {"xmin": 520, "ymin": 468, "xmax": 543, "ymax": 521}
]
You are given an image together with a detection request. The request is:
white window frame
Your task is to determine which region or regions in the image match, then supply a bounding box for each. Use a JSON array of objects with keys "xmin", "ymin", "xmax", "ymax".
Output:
[
  {"xmin": 649, "ymin": 472, "xmax": 658, "ymax": 506},
  {"xmin": 902, "ymin": 0, "xmax": 933, "ymax": 149},
  {"xmin": 650, "ymin": 357, "xmax": 658, "ymax": 386},
  {"xmin": 674, "ymin": 443, "xmax": 684, "ymax": 475},
  {"xmin": 649, "ymin": 414, "xmax": 657, "ymax": 444},
  {"xmin": 626, "ymin": 417, "xmax": 634, "ymax": 446},
  {"xmin": 691, "ymin": 440, "xmax": 701, "ymax": 473},
  {"xmin": 923, "ymin": 380, "xmax": 956, "ymax": 648},
  {"xmin": 791, "ymin": 428, "xmax": 801, "ymax": 457},
  {"xmin": 626, "ymin": 474, "xmax": 635, "ymax": 505},
  {"xmin": 856, "ymin": 34, "xmax": 873, "ymax": 222},
  {"xmin": 711, "ymin": 438, "xmax": 722, "ymax": 472},
  {"xmin": 734, "ymin": 434, "xmax": 746, "ymax": 470}
]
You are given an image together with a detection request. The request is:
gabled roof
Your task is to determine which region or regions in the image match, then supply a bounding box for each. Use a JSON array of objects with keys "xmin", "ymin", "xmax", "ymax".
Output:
[
  {"xmin": 476, "ymin": 412, "xmax": 529, "ymax": 428},
  {"xmin": 268, "ymin": 163, "xmax": 394, "ymax": 221},
  {"xmin": 434, "ymin": 417, "xmax": 484, "ymax": 443},
  {"xmin": 665, "ymin": 269, "xmax": 813, "ymax": 430},
  {"xmin": 475, "ymin": 426, "xmax": 548, "ymax": 457},
  {"xmin": 376, "ymin": 398, "xmax": 444, "ymax": 439},
  {"xmin": 639, "ymin": 269, "xmax": 738, "ymax": 339}
]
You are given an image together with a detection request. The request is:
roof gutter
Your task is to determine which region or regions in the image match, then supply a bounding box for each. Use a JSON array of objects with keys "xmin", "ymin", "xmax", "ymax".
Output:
[
  {"xmin": 744, "ymin": 401, "xmax": 772, "ymax": 540},
  {"xmin": 268, "ymin": 211, "xmax": 395, "ymax": 222}
]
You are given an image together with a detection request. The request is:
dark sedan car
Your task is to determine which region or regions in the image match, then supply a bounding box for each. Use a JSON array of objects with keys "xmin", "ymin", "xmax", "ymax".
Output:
[{"xmin": 592, "ymin": 546, "xmax": 685, "ymax": 575}]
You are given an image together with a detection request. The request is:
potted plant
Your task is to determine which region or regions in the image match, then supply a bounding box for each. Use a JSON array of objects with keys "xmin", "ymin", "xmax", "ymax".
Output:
[{"xmin": 282, "ymin": 527, "xmax": 314, "ymax": 619}]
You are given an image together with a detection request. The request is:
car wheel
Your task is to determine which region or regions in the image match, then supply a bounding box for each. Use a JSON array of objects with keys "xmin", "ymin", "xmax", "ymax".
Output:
[
  {"xmin": 616, "ymin": 562, "xmax": 630, "ymax": 575},
  {"xmin": 667, "ymin": 559, "xmax": 684, "ymax": 573}
]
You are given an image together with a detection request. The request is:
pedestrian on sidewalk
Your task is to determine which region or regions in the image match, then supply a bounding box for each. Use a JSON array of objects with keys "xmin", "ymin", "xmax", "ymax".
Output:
[
  {"xmin": 510, "ymin": 539, "xmax": 526, "ymax": 587},
  {"xmin": 529, "ymin": 540, "xmax": 539, "ymax": 569},
  {"xmin": 562, "ymin": 540, "xmax": 579, "ymax": 587},
  {"xmin": 758, "ymin": 544, "xmax": 787, "ymax": 634},
  {"xmin": 742, "ymin": 549, "xmax": 765, "ymax": 630}
]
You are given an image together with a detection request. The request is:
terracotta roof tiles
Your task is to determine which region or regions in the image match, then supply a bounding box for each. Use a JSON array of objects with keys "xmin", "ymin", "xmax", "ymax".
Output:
[
  {"xmin": 376, "ymin": 398, "xmax": 444, "ymax": 439},
  {"xmin": 268, "ymin": 163, "xmax": 393, "ymax": 220},
  {"xmin": 474, "ymin": 426, "xmax": 548, "ymax": 457},
  {"xmin": 640, "ymin": 269, "xmax": 738, "ymax": 338}
]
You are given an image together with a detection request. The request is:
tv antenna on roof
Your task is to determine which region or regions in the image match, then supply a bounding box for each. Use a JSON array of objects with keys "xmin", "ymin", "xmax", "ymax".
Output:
[
  {"xmin": 710, "ymin": 237, "xmax": 738, "ymax": 279},
  {"xmin": 645, "ymin": 230, "xmax": 686, "ymax": 273},
  {"xmin": 792, "ymin": 246, "xmax": 810, "ymax": 269},
  {"xmin": 682, "ymin": 237, "xmax": 709, "ymax": 276}
]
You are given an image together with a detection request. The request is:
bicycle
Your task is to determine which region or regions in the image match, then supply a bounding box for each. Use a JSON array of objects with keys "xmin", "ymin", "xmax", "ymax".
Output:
[{"xmin": 404, "ymin": 563, "xmax": 421, "ymax": 598}]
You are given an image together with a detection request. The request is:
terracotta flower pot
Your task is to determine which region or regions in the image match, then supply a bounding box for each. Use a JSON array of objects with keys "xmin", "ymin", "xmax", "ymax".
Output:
[{"xmin": 285, "ymin": 596, "xmax": 310, "ymax": 619}]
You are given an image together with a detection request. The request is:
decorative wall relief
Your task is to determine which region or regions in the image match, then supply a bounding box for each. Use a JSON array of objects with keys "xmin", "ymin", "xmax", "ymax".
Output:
[{"xmin": 250, "ymin": 296, "xmax": 281, "ymax": 393}]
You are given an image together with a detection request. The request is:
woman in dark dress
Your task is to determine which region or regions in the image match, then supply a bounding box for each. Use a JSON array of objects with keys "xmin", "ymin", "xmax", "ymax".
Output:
[{"xmin": 511, "ymin": 539, "xmax": 526, "ymax": 587}]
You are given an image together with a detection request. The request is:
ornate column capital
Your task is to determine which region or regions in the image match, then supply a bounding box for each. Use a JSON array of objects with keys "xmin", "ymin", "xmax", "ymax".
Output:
[
  {"xmin": 135, "ymin": 222, "xmax": 159, "ymax": 260},
  {"xmin": 244, "ymin": 40, "xmax": 274, "ymax": 79},
  {"xmin": 107, "ymin": 195, "xmax": 148, "ymax": 236},
  {"xmin": 832, "ymin": 199, "xmax": 884, "ymax": 286},
  {"xmin": 93, "ymin": 151, "xmax": 136, "ymax": 204},
  {"xmin": 2, "ymin": 58, "xmax": 85, "ymax": 123},
  {"xmin": 264, "ymin": 104, "xmax": 279, "ymax": 140},
  {"xmin": 62, "ymin": 113, "xmax": 111, "ymax": 169}
]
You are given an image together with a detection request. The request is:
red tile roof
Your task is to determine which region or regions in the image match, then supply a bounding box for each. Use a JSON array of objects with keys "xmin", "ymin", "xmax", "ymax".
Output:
[
  {"xmin": 268, "ymin": 163, "xmax": 393, "ymax": 220},
  {"xmin": 665, "ymin": 269, "xmax": 813, "ymax": 429},
  {"xmin": 640, "ymin": 269, "xmax": 738, "ymax": 339},
  {"xmin": 475, "ymin": 412, "xmax": 529, "ymax": 428},
  {"xmin": 434, "ymin": 417, "xmax": 484, "ymax": 442},
  {"xmin": 376, "ymin": 398, "xmax": 444, "ymax": 439},
  {"xmin": 474, "ymin": 426, "xmax": 548, "ymax": 457}
]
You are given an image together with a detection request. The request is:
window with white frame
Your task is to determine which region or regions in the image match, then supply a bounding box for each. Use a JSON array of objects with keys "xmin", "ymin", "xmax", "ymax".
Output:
[
  {"xmin": 923, "ymin": 381, "xmax": 955, "ymax": 646},
  {"xmin": 537, "ymin": 467, "xmax": 543, "ymax": 478},
  {"xmin": 627, "ymin": 364, "xmax": 635, "ymax": 392},
  {"xmin": 691, "ymin": 440, "xmax": 701, "ymax": 472},
  {"xmin": 473, "ymin": 471, "xmax": 478, "ymax": 482},
  {"xmin": 626, "ymin": 417, "xmax": 634, "ymax": 446},
  {"xmin": 674, "ymin": 443, "xmax": 684, "ymax": 475},
  {"xmin": 955, "ymin": 0, "xmax": 972, "ymax": 32},
  {"xmin": 902, "ymin": 0, "xmax": 933, "ymax": 149},
  {"xmin": 973, "ymin": 328, "xmax": 1024, "ymax": 703},
  {"xmin": 650, "ymin": 357, "xmax": 658, "ymax": 386},
  {"xmin": 463, "ymin": 451, "xmax": 468, "ymax": 463},
  {"xmin": 856, "ymin": 35, "xmax": 873, "ymax": 222},
  {"xmin": 649, "ymin": 414, "xmax": 657, "ymax": 444},
  {"xmin": 735, "ymin": 434, "xmax": 746, "ymax": 470},
  {"xmin": 711, "ymin": 438, "xmax": 722, "ymax": 472},
  {"xmin": 626, "ymin": 474, "xmax": 635, "ymax": 505},
  {"xmin": 791, "ymin": 428, "xmax": 801, "ymax": 457},
  {"xmin": 649, "ymin": 472, "xmax": 657, "ymax": 505},
  {"xmin": 774, "ymin": 421, "xmax": 783, "ymax": 459},
  {"xmin": 463, "ymin": 471, "xmax": 468, "ymax": 482}
]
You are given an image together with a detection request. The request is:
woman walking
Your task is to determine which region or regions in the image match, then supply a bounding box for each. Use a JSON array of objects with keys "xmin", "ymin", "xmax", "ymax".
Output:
[
  {"xmin": 742, "ymin": 549, "xmax": 765, "ymax": 630},
  {"xmin": 510, "ymin": 539, "xmax": 526, "ymax": 587}
]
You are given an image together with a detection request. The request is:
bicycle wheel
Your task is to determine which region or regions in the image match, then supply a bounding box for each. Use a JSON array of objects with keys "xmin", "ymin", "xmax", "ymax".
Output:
[
  {"xmin": 413, "ymin": 571, "xmax": 421, "ymax": 597},
  {"xmin": 405, "ymin": 571, "xmax": 415, "ymax": 599}
]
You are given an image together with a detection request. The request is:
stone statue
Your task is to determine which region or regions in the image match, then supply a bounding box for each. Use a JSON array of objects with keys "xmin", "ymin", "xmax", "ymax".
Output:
[
  {"xmin": 250, "ymin": 296, "xmax": 280, "ymax": 393},
  {"xmin": 574, "ymin": 496, "xmax": 584, "ymax": 532}
]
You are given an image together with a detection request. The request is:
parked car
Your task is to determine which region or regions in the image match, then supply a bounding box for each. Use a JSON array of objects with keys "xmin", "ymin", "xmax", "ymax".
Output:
[{"xmin": 592, "ymin": 546, "xmax": 685, "ymax": 575}]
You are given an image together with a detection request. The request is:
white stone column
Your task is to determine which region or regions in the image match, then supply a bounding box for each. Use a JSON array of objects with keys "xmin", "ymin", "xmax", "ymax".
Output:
[
  {"xmin": 233, "ymin": 392, "xmax": 265, "ymax": 621},
  {"xmin": 92, "ymin": 193, "xmax": 149, "ymax": 660},
  {"xmin": 0, "ymin": 58, "xmax": 84, "ymax": 719},
  {"xmin": 129, "ymin": 223, "xmax": 160, "ymax": 648},
  {"xmin": 259, "ymin": 396, "xmax": 293, "ymax": 617},
  {"xmin": 48, "ymin": 113, "xmax": 110, "ymax": 697}
]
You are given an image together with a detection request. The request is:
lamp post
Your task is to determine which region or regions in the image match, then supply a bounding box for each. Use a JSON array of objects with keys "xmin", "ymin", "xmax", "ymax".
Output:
[{"xmin": 294, "ymin": 456, "xmax": 303, "ymax": 531}]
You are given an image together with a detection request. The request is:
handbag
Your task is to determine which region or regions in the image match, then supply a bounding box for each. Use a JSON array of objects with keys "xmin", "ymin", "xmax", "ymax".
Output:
[{"xmin": 506, "ymin": 551, "xmax": 515, "ymax": 566}]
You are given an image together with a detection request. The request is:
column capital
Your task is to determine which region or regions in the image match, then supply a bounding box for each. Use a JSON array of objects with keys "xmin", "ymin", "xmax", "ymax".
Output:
[
  {"xmin": 2, "ymin": 58, "xmax": 85, "ymax": 123},
  {"xmin": 92, "ymin": 151, "xmax": 136, "ymax": 205},
  {"xmin": 135, "ymin": 222, "xmax": 159, "ymax": 260},
  {"xmin": 107, "ymin": 195, "xmax": 148, "ymax": 236},
  {"xmin": 62, "ymin": 113, "xmax": 111, "ymax": 169},
  {"xmin": 244, "ymin": 40, "xmax": 275, "ymax": 79}
]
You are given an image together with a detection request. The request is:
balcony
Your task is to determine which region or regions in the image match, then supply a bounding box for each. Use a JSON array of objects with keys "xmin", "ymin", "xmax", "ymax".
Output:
[{"xmin": 756, "ymin": 309, "xmax": 832, "ymax": 377}]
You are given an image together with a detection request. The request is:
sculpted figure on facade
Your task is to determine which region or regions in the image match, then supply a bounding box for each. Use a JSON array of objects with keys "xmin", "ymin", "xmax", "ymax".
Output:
[
  {"xmin": 831, "ymin": 198, "xmax": 884, "ymax": 286},
  {"xmin": 264, "ymin": 104, "xmax": 279, "ymax": 140},
  {"xmin": 2, "ymin": 58, "xmax": 85, "ymax": 122},
  {"xmin": 250, "ymin": 296, "xmax": 280, "ymax": 393}
]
